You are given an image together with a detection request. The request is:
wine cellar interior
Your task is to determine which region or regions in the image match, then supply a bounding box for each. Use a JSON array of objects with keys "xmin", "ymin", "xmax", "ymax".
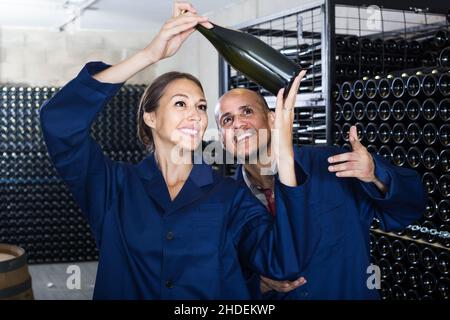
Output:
[
  {"xmin": 219, "ymin": 0, "xmax": 450, "ymax": 299},
  {"xmin": 0, "ymin": 0, "xmax": 449, "ymax": 301},
  {"xmin": 333, "ymin": 4, "xmax": 449, "ymax": 300},
  {"xmin": 0, "ymin": 85, "xmax": 148, "ymax": 265}
]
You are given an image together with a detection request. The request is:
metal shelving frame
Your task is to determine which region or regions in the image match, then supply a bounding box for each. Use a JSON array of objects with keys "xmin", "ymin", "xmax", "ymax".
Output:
[{"xmin": 219, "ymin": 0, "xmax": 449, "ymax": 146}]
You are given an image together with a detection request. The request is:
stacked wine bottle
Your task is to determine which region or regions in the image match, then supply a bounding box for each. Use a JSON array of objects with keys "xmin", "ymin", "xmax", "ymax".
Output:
[
  {"xmin": 0, "ymin": 84, "xmax": 148, "ymax": 264},
  {"xmin": 333, "ymin": 26, "xmax": 450, "ymax": 299},
  {"xmin": 370, "ymin": 231, "xmax": 449, "ymax": 300},
  {"xmin": 335, "ymin": 28, "xmax": 450, "ymax": 82},
  {"xmin": 229, "ymin": 27, "xmax": 450, "ymax": 97}
]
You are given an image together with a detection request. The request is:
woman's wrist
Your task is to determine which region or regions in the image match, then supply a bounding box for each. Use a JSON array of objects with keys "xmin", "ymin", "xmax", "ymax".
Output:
[
  {"xmin": 140, "ymin": 46, "xmax": 160, "ymax": 67},
  {"xmin": 92, "ymin": 49, "xmax": 157, "ymax": 84}
]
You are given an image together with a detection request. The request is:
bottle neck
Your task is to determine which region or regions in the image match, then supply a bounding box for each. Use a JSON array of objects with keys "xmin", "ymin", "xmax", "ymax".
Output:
[
  {"xmin": 196, "ymin": 23, "xmax": 223, "ymax": 47},
  {"xmin": 195, "ymin": 22, "xmax": 216, "ymax": 34}
]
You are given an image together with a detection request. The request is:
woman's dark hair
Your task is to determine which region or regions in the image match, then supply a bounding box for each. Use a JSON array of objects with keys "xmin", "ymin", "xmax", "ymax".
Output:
[{"xmin": 137, "ymin": 71, "xmax": 204, "ymax": 152}]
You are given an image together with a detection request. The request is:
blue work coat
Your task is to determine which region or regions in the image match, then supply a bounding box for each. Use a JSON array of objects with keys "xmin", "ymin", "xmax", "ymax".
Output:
[
  {"xmin": 39, "ymin": 62, "xmax": 321, "ymax": 299},
  {"xmin": 237, "ymin": 145, "xmax": 426, "ymax": 300}
]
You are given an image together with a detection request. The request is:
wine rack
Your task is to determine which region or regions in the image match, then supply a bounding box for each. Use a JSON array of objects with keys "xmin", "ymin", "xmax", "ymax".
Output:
[
  {"xmin": 0, "ymin": 84, "xmax": 148, "ymax": 264},
  {"xmin": 331, "ymin": 1, "xmax": 450, "ymax": 300},
  {"xmin": 219, "ymin": 2, "xmax": 328, "ymax": 176},
  {"xmin": 220, "ymin": 3, "xmax": 327, "ymax": 147},
  {"xmin": 220, "ymin": 0, "xmax": 450, "ymax": 299}
]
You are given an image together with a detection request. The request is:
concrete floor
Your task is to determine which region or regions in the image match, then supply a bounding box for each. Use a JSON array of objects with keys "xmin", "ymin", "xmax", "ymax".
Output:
[{"xmin": 28, "ymin": 262, "xmax": 98, "ymax": 300}]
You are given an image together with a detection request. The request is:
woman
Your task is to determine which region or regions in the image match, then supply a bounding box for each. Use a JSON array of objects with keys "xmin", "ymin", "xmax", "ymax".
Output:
[{"xmin": 40, "ymin": 2, "xmax": 314, "ymax": 299}]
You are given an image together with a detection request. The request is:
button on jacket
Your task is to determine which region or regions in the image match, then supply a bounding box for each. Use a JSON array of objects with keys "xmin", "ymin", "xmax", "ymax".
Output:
[{"xmin": 39, "ymin": 62, "xmax": 321, "ymax": 300}]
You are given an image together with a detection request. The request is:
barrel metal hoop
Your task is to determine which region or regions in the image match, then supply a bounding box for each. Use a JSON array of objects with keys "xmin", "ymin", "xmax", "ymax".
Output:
[
  {"xmin": 0, "ymin": 253, "xmax": 27, "ymax": 273},
  {"xmin": 0, "ymin": 277, "xmax": 32, "ymax": 299}
]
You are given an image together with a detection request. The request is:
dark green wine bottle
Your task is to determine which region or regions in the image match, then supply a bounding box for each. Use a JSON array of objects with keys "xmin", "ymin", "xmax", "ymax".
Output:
[{"xmin": 196, "ymin": 23, "xmax": 301, "ymax": 97}]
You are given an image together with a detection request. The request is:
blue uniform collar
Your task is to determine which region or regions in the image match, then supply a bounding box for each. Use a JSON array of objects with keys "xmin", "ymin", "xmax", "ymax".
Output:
[
  {"xmin": 136, "ymin": 152, "xmax": 214, "ymax": 187},
  {"xmin": 136, "ymin": 152, "xmax": 215, "ymax": 213}
]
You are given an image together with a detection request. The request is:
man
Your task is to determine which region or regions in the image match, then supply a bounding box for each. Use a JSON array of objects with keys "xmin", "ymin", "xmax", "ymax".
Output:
[{"xmin": 215, "ymin": 87, "xmax": 426, "ymax": 299}]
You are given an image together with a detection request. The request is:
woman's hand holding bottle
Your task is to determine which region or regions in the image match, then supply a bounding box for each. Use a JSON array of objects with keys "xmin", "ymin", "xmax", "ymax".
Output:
[{"xmin": 93, "ymin": 2, "xmax": 210, "ymax": 84}]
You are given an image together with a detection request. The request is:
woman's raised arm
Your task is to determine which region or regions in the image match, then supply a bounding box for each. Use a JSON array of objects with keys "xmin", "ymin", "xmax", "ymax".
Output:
[{"xmin": 93, "ymin": 2, "xmax": 210, "ymax": 84}]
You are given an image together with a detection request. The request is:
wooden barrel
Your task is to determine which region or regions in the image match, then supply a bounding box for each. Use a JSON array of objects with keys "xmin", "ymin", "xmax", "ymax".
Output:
[{"xmin": 0, "ymin": 244, "xmax": 34, "ymax": 300}]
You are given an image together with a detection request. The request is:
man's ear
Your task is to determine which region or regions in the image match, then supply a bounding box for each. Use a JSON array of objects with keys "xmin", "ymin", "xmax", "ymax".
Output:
[
  {"xmin": 143, "ymin": 112, "xmax": 156, "ymax": 129},
  {"xmin": 268, "ymin": 110, "xmax": 275, "ymax": 129}
]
